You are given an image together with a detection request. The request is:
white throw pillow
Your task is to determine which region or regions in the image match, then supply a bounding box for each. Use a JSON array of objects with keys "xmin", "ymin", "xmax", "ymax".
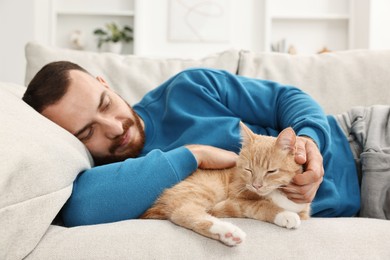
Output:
[
  {"xmin": 25, "ymin": 42, "xmax": 240, "ymax": 105},
  {"xmin": 0, "ymin": 82, "xmax": 92, "ymax": 260}
]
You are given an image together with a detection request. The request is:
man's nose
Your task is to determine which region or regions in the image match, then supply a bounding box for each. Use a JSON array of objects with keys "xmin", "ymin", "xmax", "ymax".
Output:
[{"xmin": 99, "ymin": 116, "xmax": 124, "ymax": 139}]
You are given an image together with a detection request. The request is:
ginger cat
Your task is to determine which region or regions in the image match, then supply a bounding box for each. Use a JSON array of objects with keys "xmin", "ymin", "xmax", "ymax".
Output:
[{"xmin": 141, "ymin": 123, "xmax": 310, "ymax": 246}]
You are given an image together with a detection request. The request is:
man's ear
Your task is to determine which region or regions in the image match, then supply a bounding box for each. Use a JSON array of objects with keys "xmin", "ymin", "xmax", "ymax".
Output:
[{"xmin": 96, "ymin": 76, "xmax": 110, "ymax": 89}]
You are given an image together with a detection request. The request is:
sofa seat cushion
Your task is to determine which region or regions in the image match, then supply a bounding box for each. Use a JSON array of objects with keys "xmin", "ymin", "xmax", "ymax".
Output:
[{"xmin": 26, "ymin": 218, "xmax": 390, "ymax": 259}]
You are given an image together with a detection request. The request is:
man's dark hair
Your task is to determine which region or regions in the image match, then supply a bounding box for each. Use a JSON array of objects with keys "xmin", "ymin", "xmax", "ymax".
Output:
[{"xmin": 22, "ymin": 61, "xmax": 89, "ymax": 112}]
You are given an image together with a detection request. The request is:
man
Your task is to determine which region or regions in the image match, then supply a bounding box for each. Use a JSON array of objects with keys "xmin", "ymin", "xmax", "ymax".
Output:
[{"xmin": 23, "ymin": 61, "xmax": 367, "ymax": 226}]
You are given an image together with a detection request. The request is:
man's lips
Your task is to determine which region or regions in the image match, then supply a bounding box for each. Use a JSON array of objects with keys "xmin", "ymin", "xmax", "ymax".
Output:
[{"xmin": 117, "ymin": 127, "xmax": 132, "ymax": 152}]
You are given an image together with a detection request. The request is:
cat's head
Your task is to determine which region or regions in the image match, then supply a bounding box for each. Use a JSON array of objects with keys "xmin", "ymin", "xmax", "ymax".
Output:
[{"xmin": 236, "ymin": 122, "xmax": 302, "ymax": 197}]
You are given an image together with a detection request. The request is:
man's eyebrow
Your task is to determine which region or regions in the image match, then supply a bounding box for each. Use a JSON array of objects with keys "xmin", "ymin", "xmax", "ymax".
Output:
[
  {"xmin": 74, "ymin": 91, "xmax": 107, "ymax": 137},
  {"xmin": 98, "ymin": 91, "xmax": 108, "ymax": 110}
]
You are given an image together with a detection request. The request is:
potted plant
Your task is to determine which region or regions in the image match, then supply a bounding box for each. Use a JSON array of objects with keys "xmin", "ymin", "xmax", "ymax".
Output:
[{"xmin": 93, "ymin": 22, "xmax": 133, "ymax": 53}]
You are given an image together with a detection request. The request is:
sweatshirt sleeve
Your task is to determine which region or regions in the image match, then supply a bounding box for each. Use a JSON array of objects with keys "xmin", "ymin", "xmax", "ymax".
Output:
[
  {"xmin": 233, "ymin": 72, "xmax": 330, "ymax": 152},
  {"xmin": 171, "ymin": 69, "xmax": 331, "ymax": 153},
  {"xmin": 61, "ymin": 146, "xmax": 198, "ymax": 227}
]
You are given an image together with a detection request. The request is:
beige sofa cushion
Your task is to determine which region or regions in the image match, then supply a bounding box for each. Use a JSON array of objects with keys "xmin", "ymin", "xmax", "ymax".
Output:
[
  {"xmin": 27, "ymin": 218, "xmax": 390, "ymax": 259},
  {"xmin": 0, "ymin": 82, "xmax": 92, "ymax": 260},
  {"xmin": 238, "ymin": 49, "xmax": 390, "ymax": 114},
  {"xmin": 25, "ymin": 42, "xmax": 239, "ymax": 105}
]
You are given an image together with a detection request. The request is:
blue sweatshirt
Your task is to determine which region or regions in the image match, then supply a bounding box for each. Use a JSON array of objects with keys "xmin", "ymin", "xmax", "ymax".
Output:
[{"xmin": 61, "ymin": 68, "xmax": 360, "ymax": 226}]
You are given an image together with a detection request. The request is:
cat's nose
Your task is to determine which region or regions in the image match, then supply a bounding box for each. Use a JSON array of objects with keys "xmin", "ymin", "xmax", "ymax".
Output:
[{"xmin": 252, "ymin": 183, "xmax": 263, "ymax": 190}]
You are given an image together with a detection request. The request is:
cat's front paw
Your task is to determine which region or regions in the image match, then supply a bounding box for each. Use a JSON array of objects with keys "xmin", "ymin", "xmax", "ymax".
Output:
[
  {"xmin": 274, "ymin": 211, "xmax": 301, "ymax": 229},
  {"xmin": 209, "ymin": 220, "xmax": 246, "ymax": 246}
]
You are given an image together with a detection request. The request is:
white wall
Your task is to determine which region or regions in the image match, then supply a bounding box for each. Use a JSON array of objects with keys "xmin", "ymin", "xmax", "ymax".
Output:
[
  {"xmin": 0, "ymin": 0, "xmax": 35, "ymax": 85},
  {"xmin": 1, "ymin": 0, "xmax": 390, "ymax": 84},
  {"xmin": 368, "ymin": 0, "xmax": 390, "ymax": 49},
  {"xmin": 135, "ymin": 0, "xmax": 265, "ymax": 58},
  {"xmin": 135, "ymin": 0, "xmax": 390, "ymax": 56},
  {"xmin": 0, "ymin": 0, "xmax": 51, "ymax": 85}
]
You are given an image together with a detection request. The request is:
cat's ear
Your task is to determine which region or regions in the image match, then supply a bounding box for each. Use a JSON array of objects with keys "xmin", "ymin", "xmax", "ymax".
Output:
[
  {"xmin": 276, "ymin": 127, "xmax": 296, "ymax": 154},
  {"xmin": 240, "ymin": 121, "xmax": 255, "ymax": 144}
]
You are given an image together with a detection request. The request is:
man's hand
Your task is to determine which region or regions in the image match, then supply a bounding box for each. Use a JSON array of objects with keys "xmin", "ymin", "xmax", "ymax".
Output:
[
  {"xmin": 185, "ymin": 144, "xmax": 238, "ymax": 169},
  {"xmin": 280, "ymin": 136, "xmax": 324, "ymax": 203}
]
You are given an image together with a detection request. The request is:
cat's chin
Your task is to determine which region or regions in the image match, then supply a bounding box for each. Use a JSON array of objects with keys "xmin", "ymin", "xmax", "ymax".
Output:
[
  {"xmin": 256, "ymin": 190, "xmax": 273, "ymax": 197},
  {"xmin": 246, "ymin": 185, "xmax": 274, "ymax": 197}
]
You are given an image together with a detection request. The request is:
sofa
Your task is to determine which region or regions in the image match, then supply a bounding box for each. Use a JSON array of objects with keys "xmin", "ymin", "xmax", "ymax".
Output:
[{"xmin": 1, "ymin": 41, "xmax": 390, "ymax": 260}]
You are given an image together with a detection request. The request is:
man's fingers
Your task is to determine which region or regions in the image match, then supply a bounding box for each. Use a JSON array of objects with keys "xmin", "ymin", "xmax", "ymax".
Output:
[
  {"xmin": 293, "ymin": 169, "xmax": 319, "ymax": 185},
  {"xmin": 186, "ymin": 144, "xmax": 238, "ymax": 169},
  {"xmin": 294, "ymin": 137, "xmax": 307, "ymax": 164},
  {"xmin": 281, "ymin": 183, "xmax": 317, "ymax": 203},
  {"xmin": 282, "ymin": 135, "xmax": 324, "ymax": 204},
  {"xmin": 293, "ymin": 138, "xmax": 324, "ymax": 186},
  {"xmin": 281, "ymin": 184, "xmax": 310, "ymax": 197}
]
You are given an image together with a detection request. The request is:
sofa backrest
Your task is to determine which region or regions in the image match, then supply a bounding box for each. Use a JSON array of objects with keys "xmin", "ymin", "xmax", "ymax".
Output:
[
  {"xmin": 25, "ymin": 42, "xmax": 239, "ymax": 106},
  {"xmin": 238, "ymin": 49, "xmax": 390, "ymax": 114},
  {"xmin": 26, "ymin": 42, "xmax": 390, "ymax": 115}
]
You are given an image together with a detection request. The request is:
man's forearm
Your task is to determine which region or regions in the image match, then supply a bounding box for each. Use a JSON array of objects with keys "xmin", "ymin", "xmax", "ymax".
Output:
[{"xmin": 61, "ymin": 147, "xmax": 198, "ymax": 226}]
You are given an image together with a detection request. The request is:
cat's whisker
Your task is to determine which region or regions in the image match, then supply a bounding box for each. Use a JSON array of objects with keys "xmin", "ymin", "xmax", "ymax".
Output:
[{"xmin": 237, "ymin": 185, "xmax": 249, "ymax": 196}]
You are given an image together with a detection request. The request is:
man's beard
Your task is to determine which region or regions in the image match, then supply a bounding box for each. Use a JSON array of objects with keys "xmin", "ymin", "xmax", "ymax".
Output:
[{"xmin": 93, "ymin": 105, "xmax": 145, "ymax": 166}]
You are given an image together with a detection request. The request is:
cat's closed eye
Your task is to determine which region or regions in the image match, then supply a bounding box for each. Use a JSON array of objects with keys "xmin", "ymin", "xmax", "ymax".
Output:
[
  {"xmin": 244, "ymin": 168, "xmax": 253, "ymax": 175},
  {"xmin": 266, "ymin": 169, "xmax": 279, "ymax": 175}
]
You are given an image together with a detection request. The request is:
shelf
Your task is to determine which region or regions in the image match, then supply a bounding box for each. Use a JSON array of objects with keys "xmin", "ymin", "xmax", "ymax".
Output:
[
  {"xmin": 57, "ymin": 10, "xmax": 135, "ymax": 17},
  {"xmin": 271, "ymin": 14, "xmax": 350, "ymax": 20},
  {"xmin": 51, "ymin": 0, "xmax": 136, "ymax": 54},
  {"xmin": 263, "ymin": 0, "xmax": 354, "ymax": 53},
  {"xmin": 270, "ymin": 19, "xmax": 349, "ymax": 54}
]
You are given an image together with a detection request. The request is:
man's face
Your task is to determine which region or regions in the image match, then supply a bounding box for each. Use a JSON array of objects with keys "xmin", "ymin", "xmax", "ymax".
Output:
[{"xmin": 42, "ymin": 70, "xmax": 145, "ymax": 164}]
